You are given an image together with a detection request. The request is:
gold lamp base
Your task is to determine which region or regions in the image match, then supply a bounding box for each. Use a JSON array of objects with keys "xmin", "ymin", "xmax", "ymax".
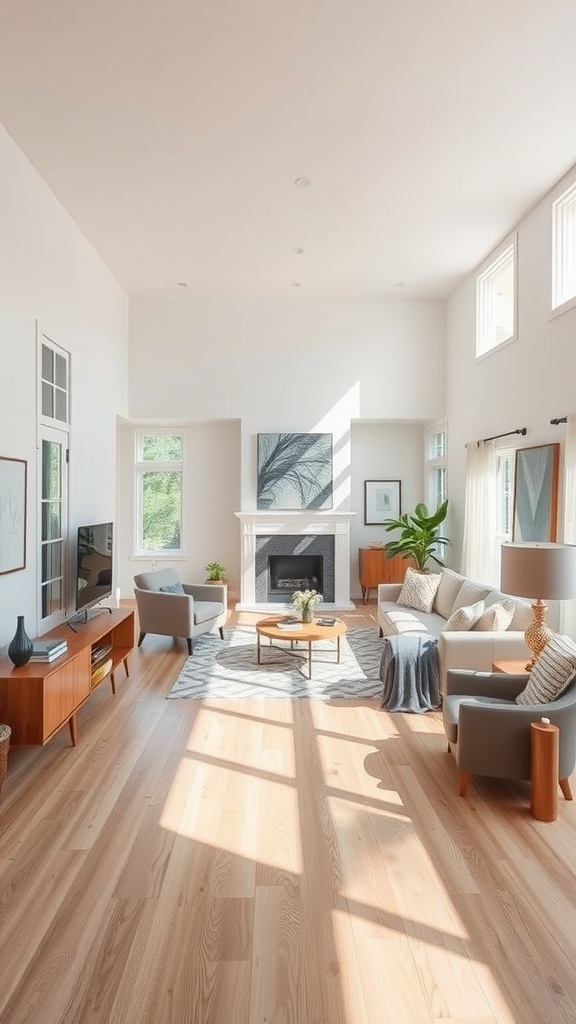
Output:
[{"xmin": 524, "ymin": 599, "xmax": 555, "ymax": 671}]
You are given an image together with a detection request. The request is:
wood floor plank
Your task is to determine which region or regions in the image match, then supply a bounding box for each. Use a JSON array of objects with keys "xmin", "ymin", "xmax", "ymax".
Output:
[{"xmin": 0, "ymin": 600, "xmax": 574, "ymax": 1023}]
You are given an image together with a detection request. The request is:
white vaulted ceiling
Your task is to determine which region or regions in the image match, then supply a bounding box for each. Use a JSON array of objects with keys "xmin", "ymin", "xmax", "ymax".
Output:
[{"xmin": 1, "ymin": 0, "xmax": 576, "ymax": 301}]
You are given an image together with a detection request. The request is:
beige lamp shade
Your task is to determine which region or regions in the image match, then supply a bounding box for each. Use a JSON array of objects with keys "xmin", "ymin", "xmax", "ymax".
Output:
[
  {"xmin": 501, "ymin": 542, "xmax": 576, "ymax": 601},
  {"xmin": 501, "ymin": 542, "xmax": 576, "ymax": 669}
]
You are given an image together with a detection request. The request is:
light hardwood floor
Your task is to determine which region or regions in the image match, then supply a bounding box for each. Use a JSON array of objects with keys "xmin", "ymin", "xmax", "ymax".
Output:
[{"xmin": 1, "ymin": 601, "xmax": 575, "ymax": 1024}]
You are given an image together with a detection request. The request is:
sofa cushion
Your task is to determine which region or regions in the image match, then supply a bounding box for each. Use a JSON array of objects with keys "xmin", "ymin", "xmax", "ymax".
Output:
[
  {"xmin": 397, "ymin": 568, "xmax": 442, "ymax": 613},
  {"xmin": 444, "ymin": 600, "xmax": 485, "ymax": 631},
  {"xmin": 450, "ymin": 579, "xmax": 492, "ymax": 614},
  {"xmin": 434, "ymin": 568, "xmax": 466, "ymax": 618},
  {"xmin": 193, "ymin": 600, "xmax": 225, "ymax": 625},
  {"xmin": 379, "ymin": 603, "xmax": 445, "ymax": 638},
  {"xmin": 516, "ymin": 633, "xmax": 576, "ymax": 705},
  {"xmin": 473, "ymin": 599, "xmax": 516, "ymax": 631}
]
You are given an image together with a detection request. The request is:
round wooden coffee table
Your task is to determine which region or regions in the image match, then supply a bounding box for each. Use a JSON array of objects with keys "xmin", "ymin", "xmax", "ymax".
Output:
[{"xmin": 255, "ymin": 615, "xmax": 347, "ymax": 679}]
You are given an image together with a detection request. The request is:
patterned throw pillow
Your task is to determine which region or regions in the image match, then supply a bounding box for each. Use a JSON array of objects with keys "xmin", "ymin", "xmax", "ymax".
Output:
[
  {"xmin": 515, "ymin": 633, "xmax": 576, "ymax": 705},
  {"xmin": 473, "ymin": 599, "xmax": 516, "ymax": 632},
  {"xmin": 397, "ymin": 568, "xmax": 442, "ymax": 614},
  {"xmin": 444, "ymin": 600, "xmax": 485, "ymax": 631},
  {"xmin": 159, "ymin": 582, "xmax": 186, "ymax": 595}
]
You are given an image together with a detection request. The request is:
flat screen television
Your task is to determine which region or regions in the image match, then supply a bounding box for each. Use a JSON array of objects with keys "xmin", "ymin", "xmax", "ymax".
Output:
[{"xmin": 76, "ymin": 522, "xmax": 114, "ymax": 612}]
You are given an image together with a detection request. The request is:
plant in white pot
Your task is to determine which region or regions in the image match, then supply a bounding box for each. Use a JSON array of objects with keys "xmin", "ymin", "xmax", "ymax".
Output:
[
  {"xmin": 382, "ymin": 499, "xmax": 449, "ymax": 572},
  {"xmin": 205, "ymin": 561, "xmax": 226, "ymax": 583}
]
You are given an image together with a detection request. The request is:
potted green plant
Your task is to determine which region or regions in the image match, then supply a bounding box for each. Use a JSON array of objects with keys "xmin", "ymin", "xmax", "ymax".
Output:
[
  {"xmin": 205, "ymin": 561, "xmax": 226, "ymax": 583},
  {"xmin": 382, "ymin": 500, "xmax": 449, "ymax": 572}
]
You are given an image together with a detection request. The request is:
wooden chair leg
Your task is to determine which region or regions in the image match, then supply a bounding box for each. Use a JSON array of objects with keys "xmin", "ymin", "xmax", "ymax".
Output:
[
  {"xmin": 447, "ymin": 741, "xmax": 451, "ymax": 753},
  {"xmin": 459, "ymin": 772, "xmax": 471, "ymax": 797},
  {"xmin": 219, "ymin": 626, "xmax": 224, "ymax": 639},
  {"xmin": 559, "ymin": 777, "xmax": 573, "ymax": 801}
]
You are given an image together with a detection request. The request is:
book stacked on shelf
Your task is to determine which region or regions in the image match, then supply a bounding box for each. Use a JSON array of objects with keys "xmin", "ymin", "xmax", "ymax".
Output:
[
  {"xmin": 276, "ymin": 616, "xmax": 303, "ymax": 630},
  {"xmin": 29, "ymin": 638, "xmax": 68, "ymax": 662},
  {"xmin": 91, "ymin": 643, "xmax": 113, "ymax": 686}
]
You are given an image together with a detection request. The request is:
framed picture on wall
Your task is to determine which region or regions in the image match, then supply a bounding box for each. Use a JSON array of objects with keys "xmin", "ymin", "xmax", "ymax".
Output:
[
  {"xmin": 364, "ymin": 479, "xmax": 401, "ymax": 525},
  {"xmin": 512, "ymin": 443, "xmax": 559, "ymax": 542},
  {"xmin": 0, "ymin": 456, "xmax": 27, "ymax": 575}
]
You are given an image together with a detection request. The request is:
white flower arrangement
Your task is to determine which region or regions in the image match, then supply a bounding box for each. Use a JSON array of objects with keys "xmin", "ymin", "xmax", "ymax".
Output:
[{"xmin": 290, "ymin": 588, "xmax": 323, "ymax": 612}]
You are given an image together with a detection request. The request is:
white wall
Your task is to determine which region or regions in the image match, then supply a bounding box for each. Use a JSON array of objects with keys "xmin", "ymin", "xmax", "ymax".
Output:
[
  {"xmin": 0, "ymin": 125, "xmax": 129, "ymax": 647},
  {"xmin": 125, "ymin": 296, "xmax": 445, "ymax": 598},
  {"xmin": 116, "ymin": 419, "xmax": 241, "ymax": 599},
  {"xmin": 446, "ymin": 163, "xmax": 576, "ymax": 567},
  {"xmin": 350, "ymin": 421, "xmax": 425, "ymax": 598}
]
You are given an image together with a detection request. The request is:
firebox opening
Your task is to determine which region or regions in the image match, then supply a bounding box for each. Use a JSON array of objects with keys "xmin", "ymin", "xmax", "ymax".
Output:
[{"xmin": 268, "ymin": 554, "xmax": 323, "ymax": 602}]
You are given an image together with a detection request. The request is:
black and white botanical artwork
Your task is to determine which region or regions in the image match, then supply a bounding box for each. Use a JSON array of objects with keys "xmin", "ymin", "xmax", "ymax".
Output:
[{"xmin": 257, "ymin": 433, "xmax": 333, "ymax": 510}]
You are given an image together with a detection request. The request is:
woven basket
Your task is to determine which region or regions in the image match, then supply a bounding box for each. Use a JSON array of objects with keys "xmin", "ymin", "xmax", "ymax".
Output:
[{"xmin": 0, "ymin": 724, "xmax": 11, "ymax": 795}]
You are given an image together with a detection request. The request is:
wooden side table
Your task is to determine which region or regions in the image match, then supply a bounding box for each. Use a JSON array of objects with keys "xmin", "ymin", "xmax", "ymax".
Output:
[
  {"xmin": 530, "ymin": 719, "xmax": 559, "ymax": 821},
  {"xmin": 491, "ymin": 659, "xmax": 530, "ymax": 674}
]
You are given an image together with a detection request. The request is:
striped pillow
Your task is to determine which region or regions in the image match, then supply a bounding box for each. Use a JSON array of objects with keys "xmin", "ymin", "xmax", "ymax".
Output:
[{"xmin": 515, "ymin": 634, "xmax": 576, "ymax": 705}]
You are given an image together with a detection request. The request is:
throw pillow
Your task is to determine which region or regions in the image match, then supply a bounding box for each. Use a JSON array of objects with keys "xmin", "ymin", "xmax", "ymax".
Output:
[
  {"xmin": 473, "ymin": 599, "xmax": 516, "ymax": 632},
  {"xmin": 159, "ymin": 582, "xmax": 186, "ymax": 595},
  {"xmin": 444, "ymin": 600, "xmax": 485, "ymax": 631},
  {"xmin": 515, "ymin": 633, "xmax": 576, "ymax": 705},
  {"xmin": 397, "ymin": 568, "xmax": 442, "ymax": 614}
]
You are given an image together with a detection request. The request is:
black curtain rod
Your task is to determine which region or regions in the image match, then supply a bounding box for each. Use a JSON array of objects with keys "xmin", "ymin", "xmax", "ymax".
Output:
[
  {"xmin": 550, "ymin": 416, "xmax": 568, "ymax": 425},
  {"xmin": 478, "ymin": 426, "xmax": 527, "ymax": 444}
]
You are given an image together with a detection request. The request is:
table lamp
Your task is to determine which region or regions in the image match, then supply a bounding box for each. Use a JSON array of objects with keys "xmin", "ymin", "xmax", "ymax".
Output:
[{"xmin": 500, "ymin": 542, "xmax": 576, "ymax": 670}]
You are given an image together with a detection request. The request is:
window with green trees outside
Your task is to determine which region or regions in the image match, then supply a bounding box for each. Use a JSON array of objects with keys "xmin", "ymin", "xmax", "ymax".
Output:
[{"xmin": 136, "ymin": 433, "xmax": 183, "ymax": 553}]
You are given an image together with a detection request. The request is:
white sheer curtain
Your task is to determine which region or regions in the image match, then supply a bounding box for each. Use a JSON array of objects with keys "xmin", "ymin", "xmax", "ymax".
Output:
[
  {"xmin": 461, "ymin": 439, "xmax": 499, "ymax": 586},
  {"xmin": 560, "ymin": 412, "xmax": 576, "ymax": 638}
]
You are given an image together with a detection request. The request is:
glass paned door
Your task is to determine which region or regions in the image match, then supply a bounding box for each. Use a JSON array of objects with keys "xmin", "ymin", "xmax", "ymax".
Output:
[{"xmin": 40, "ymin": 429, "xmax": 68, "ymax": 628}]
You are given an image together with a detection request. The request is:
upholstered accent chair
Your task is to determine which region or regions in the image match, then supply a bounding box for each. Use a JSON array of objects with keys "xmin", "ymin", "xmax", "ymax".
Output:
[
  {"xmin": 443, "ymin": 668, "xmax": 576, "ymax": 800},
  {"xmin": 133, "ymin": 568, "xmax": 227, "ymax": 655}
]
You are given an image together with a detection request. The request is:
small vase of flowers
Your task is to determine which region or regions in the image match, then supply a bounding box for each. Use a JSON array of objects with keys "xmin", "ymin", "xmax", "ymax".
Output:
[{"xmin": 291, "ymin": 588, "xmax": 323, "ymax": 623}]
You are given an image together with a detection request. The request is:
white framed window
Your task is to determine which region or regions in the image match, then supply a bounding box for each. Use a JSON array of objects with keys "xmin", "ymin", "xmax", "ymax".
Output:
[
  {"xmin": 135, "ymin": 431, "xmax": 184, "ymax": 555},
  {"xmin": 496, "ymin": 449, "xmax": 515, "ymax": 542},
  {"xmin": 426, "ymin": 423, "xmax": 447, "ymax": 509},
  {"xmin": 552, "ymin": 178, "xmax": 576, "ymax": 313},
  {"xmin": 37, "ymin": 331, "xmax": 70, "ymax": 630},
  {"xmin": 476, "ymin": 236, "xmax": 517, "ymax": 357}
]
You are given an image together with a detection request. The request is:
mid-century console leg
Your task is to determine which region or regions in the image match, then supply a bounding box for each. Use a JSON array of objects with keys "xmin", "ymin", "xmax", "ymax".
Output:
[
  {"xmin": 447, "ymin": 741, "xmax": 451, "ymax": 753},
  {"xmin": 559, "ymin": 777, "xmax": 573, "ymax": 801},
  {"xmin": 123, "ymin": 656, "xmax": 130, "ymax": 677},
  {"xmin": 110, "ymin": 671, "xmax": 116, "ymax": 694},
  {"xmin": 69, "ymin": 715, "xmax": 77, "ymax": 747},
  {"xmin": 459, "ymin": 772, "xmax": 471, "ymax": 797}
]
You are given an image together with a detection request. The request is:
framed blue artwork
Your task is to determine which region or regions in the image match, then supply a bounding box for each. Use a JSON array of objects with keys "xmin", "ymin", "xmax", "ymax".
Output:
[{"xmin": 512, "ymin": 443, "xmax": 559, "ymax": 542}]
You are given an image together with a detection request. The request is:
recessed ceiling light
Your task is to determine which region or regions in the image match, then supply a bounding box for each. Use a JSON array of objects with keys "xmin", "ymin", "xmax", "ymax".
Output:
[
  {"xmin": 292, "ymin": 247, "xmax": 304, "ymax": 254},
  {"xmin": 291, "ymin": 281, "xmax": 301, "ymax": 287},
  {"xmin": 394, "ymin": 281, "xmax": 405, "ymax": 289},
  {"xmin": 294, "ymin": 177, "xmax": 311, "ymax": 188},
  {"xmin": 177, "ymin": 281, "xmax": 188, "ymax": 288}
]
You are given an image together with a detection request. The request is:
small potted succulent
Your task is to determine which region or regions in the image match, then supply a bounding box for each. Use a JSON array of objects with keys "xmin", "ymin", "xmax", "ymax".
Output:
[
  {"xmin": 205, "ymin": 561, "xmax": 226, "ymax": 583},
  {"xmin": 291, "ymin": 588, "xmax": 323, "ymax": 623}
]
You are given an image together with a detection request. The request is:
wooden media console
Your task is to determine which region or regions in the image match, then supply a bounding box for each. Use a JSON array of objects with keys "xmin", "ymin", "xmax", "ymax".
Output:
[{"xmin": 0, "ymin": 607, "xmax": 134, "ymax": 747}]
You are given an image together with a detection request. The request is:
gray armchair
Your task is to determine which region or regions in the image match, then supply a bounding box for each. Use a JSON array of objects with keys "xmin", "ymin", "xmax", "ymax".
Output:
[
  {"xmin": 133, "ymin": 568, "xmax": 227, "ymax": 655},
  {"xmin": 443, "ymin": 668, "xmax": 576, "ymax": 799}
]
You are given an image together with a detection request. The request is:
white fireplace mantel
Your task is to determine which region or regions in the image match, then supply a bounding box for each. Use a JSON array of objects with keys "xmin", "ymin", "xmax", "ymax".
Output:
[{"xmin": 235, "ymin": 510, "xmax": 356, "ymax": 611}]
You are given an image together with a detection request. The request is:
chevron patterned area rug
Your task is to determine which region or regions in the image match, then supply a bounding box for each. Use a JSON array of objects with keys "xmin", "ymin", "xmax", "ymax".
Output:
[{"xmin": 166, "ymin": 625, "xmax": 384, "ymax": 700}]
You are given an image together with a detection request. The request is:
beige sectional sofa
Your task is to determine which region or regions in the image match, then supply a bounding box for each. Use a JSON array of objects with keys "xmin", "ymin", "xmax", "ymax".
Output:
[{"xmin": 377, "ymin": 567, "xmax": 533, "ymax": 694}]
